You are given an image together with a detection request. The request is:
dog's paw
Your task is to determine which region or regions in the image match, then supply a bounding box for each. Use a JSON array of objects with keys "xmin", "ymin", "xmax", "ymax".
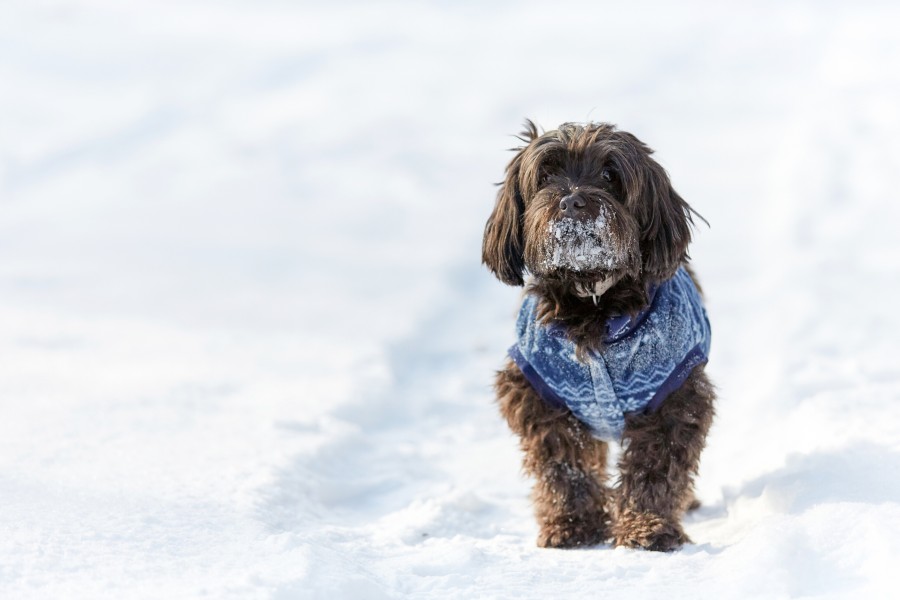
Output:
[
  {"xmin": 537, "ymin": 514, "xmax": 610, "ymax": 548},
  {"xmin": 613, "ymin": 509, "xmax": 690, "ymax": 552}
]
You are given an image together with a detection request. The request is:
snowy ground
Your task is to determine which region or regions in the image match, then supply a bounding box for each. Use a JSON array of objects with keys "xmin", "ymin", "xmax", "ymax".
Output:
[{"xmin": 3, "ymin": 1, "xmax": 900, "ymax": 598}]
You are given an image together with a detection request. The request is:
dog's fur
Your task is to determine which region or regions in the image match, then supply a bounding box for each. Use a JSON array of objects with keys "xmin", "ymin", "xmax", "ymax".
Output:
[{"xmin": 483, "ymin": 121, "xmax": 715, "ymax": 551}]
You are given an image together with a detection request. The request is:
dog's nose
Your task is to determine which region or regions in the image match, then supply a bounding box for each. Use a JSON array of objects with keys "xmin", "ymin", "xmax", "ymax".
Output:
[{"xmin": 559, "ymin": 194, "xmax": 586, "ymax": 217}]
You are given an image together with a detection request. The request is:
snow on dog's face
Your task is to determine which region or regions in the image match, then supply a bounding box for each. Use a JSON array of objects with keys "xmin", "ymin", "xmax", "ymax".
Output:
[
  {"xmin": 541, "ymin": 207, "xmax": 633, "ymax": 275},
  {"xmin": 482, "ymin": 121, "xmax": 697, "ymax": 288}
]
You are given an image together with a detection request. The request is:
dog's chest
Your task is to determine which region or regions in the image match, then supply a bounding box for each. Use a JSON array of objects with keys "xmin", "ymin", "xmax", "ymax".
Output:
[{"xmin": 508, "ymin": 267, "xmax": 711, "ymax": 441}]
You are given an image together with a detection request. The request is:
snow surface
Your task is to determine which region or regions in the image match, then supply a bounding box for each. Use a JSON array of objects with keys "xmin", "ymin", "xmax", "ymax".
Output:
[{"xmin": 3, "ymin": 1, "xmax": 900, "ymax": 599}]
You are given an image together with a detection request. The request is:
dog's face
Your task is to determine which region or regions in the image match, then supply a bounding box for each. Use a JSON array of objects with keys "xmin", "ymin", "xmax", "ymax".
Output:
[{"xmin": 482, "ymin": 121, "xmax": 695, "ymax": 289}]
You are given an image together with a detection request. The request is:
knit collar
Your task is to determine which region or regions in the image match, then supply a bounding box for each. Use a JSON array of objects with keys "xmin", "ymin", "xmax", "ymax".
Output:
[{"xmin": 603, "ymin": 282, "xmax": 660, "ymax": 343}]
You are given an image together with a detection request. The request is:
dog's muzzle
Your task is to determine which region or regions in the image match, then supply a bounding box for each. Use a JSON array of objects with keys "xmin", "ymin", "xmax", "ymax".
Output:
[{"xmin": 541, "ymin": 207, "xmax": 628, "ymax": 273}]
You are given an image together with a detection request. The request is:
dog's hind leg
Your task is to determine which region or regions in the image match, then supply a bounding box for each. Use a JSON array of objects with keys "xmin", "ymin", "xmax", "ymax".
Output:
[
  {"xmin": 613, "ymin": 367, "xmax": 715, "ymax": 551},
  {"xmin": 496, "ymin": 360, "xmax": 611, "ymax": 548}
]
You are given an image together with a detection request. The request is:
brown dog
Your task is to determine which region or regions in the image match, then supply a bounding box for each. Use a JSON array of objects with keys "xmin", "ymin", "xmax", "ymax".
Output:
[{"xmin": 482, "ymin": 121, "xmax": 715, "ymax": 551}]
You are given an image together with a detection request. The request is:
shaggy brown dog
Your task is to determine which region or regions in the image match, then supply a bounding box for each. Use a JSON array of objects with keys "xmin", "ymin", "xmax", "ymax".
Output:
[{"xmin": 483, "ymin": 121, "xmax": 715, "ymax": 551}]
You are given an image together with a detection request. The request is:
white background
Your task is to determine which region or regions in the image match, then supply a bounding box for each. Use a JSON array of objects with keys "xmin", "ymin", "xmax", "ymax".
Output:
[{"xmin": 2, "ymin": 1, "xmax": 900, "ymax": 598}]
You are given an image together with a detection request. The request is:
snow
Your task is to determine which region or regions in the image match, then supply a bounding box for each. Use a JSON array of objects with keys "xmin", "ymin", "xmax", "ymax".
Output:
[
  {"xmin": 543, "ymin": 210, "xmax": 628, "ymax": 273},
  {"xmin": 2, "ymin": 1, "xmax": 900, "ymax": 598}
]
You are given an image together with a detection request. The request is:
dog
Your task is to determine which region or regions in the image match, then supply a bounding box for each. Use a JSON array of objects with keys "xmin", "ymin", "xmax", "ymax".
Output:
[{"xmin": 482, "ymin": 121, "xmax": 715, "ymax": 551}]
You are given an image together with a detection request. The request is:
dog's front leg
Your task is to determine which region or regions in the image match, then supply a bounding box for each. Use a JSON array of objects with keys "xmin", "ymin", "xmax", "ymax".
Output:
[
  {"xmin": 614, "ymin": 367, "xmax": 715, "ymax": 551},
  {"xmin": 496, "ymin": 361, "xmax": 611, "ymax": 548}
]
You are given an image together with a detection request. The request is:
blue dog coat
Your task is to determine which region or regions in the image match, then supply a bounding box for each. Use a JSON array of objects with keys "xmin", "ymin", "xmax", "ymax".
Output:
[{"xmin": 508, "ymin": 267, "xmax": 711, "ymax": 441}]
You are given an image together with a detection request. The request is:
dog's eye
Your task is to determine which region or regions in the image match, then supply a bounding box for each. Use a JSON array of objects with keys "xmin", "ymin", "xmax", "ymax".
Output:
[{"xmin": 601, "ymin": 168, "xmax": 613, "ymax": 183}]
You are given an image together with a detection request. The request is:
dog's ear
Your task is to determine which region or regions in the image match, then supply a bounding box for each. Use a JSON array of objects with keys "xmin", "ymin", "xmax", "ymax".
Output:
[
  {"xmin": 483, "ymin": 122, "xmax": 541, "ymax": 286},
  {"xmin": 616, "ymin": 132, "xmax": 697, "ymax": 280},
  {"xmin": 635, "ymin": 158, "xmax": 695, "ymax": 280},
  {"xmin": 482, "ymin": 148, "xmax": 527, "ymax": 286}
]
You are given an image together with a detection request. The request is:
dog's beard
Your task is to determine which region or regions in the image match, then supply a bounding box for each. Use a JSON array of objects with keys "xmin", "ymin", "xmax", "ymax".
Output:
[{"xmin": 540, "ymin": 208, "xmax": 630, "ymax": 274}]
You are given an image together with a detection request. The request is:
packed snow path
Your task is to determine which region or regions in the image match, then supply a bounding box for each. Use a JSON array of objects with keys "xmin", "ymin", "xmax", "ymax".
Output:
[{"xmin": 2, "ymin": 2, "xmax": 900, "ymax": 598}]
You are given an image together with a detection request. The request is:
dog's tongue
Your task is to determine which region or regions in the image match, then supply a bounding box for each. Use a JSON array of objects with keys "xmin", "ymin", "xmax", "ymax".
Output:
[{"xmin": 574, "ymin": 277, "xmax": 618, "ymax": 305}]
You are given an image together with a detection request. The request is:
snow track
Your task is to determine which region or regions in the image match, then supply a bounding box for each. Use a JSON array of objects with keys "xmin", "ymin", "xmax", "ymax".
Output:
[{"xmin": 2, "ymin": 1, "xmax": 900, "ymax": 598}]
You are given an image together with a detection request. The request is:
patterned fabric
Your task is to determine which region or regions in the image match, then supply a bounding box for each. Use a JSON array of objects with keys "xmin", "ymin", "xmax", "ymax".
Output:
[{"xmin": 508, "ymin": 267, "xmax": 711, "ymax": 441}]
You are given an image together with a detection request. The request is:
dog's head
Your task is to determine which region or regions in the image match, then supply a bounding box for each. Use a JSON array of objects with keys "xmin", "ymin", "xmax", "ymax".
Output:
[{"xmin": 482, "ymin": 121, "xmax": 697, "ymax": 291}]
